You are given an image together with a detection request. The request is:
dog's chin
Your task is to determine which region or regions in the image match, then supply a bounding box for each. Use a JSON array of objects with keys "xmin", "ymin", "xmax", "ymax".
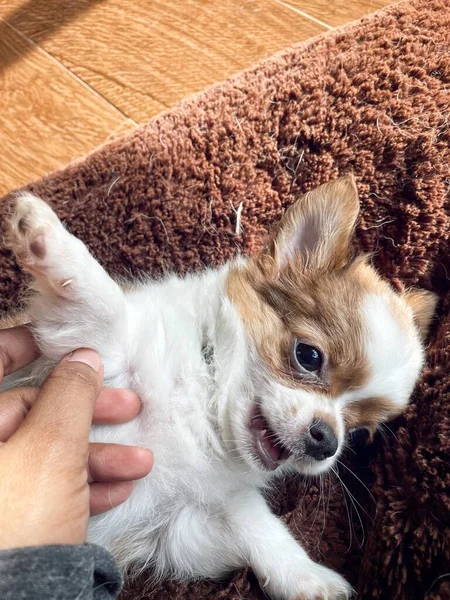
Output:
[{"xmin": 294, "ymin": 456, "xmax": 337, "ymax": 476}]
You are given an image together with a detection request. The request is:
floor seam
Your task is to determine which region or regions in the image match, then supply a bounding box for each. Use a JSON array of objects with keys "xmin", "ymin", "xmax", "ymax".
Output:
[
  {"xmin": 2, "ymin": 19, "xmax": 138, "ymax": 125},
  {"xmin": 272, "ymin": 0, "xmax": 333, "ymax": 30}
]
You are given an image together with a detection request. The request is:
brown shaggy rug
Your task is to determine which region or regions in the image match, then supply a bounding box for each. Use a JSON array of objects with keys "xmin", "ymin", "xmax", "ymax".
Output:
[{"xmin": 1, "ymin": 0, "xmax": 449, "ymax": 598}]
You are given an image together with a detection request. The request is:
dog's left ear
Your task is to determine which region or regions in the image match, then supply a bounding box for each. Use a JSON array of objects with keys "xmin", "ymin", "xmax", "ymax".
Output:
[
  {"xmin": 266, "ymin": 175, "xmax": 359, "ymax": 273},
  {"xmin": 403, "ymin": 289, "xmax": 438, "ymax": 341}
]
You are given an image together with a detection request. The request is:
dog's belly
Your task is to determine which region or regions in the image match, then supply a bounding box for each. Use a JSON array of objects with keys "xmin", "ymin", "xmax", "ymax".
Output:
[
  {"xmin": 87, "ymin": 375, "xmax": 236, "ymax": 573},
  {"xmin": 87, "ymin": 415, "xmax": 245, "ymax": 577}
]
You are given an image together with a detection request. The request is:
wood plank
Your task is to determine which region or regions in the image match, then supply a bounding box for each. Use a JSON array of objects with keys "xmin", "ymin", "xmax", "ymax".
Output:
[
  {"xmin": 0, "ymin": 19, "xmax": 130, "ymax": 195},
  {"xmin": 277, "ymin": 0, "xmax": 393, "ymax": 28},
  {"xmin": 1, "ymin": 0, "xmax": 325, "ymax": 123}
]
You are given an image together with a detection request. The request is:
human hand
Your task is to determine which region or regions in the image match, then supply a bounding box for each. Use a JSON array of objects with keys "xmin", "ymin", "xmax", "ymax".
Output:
[{"xmin": 0, "ymin": 326, "xmax": 153, "ymax": 549}]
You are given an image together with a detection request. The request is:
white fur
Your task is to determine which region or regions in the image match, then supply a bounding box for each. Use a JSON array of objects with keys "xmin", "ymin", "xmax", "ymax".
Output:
[
  {"xmin": 1, "ymin": 193, "xmax": 426, "ymax": 600},
  {"xmin": 358, "ymin": 294, "xmax": 424, "ymax": 405}
]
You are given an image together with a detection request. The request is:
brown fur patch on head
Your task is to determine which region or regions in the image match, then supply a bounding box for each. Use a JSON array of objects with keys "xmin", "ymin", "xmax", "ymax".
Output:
[
  {"xmin": 343, "ymin": 397, "xmax": 400, "ymax": 433},
  {"xmin": 226, "ymin": 261, "xmax": 293, "ymax": 385},
  {"xmin": 227, "ymin": 255, "xmax": 381, "ymax": 395},
  {"xmin": 227, "ymin": 176, "xmax": 373, "ymax": 393}
]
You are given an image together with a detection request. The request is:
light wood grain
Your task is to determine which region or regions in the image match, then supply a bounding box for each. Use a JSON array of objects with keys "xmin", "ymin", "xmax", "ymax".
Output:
[
  {"xmin": 278, "ymin": 0, "xmax": 393, "ymax": 27},
  {"xmin": 2, "ymin": 0, "xmax": 325, "ymax": 123},
  {"xmin": 0, "ymin": 19, "xmax": 131, "ymax": 195}
]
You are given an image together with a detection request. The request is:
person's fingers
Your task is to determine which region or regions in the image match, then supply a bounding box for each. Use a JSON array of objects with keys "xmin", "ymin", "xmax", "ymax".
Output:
[
  {"xmin": 0, "ymin": 326, "xmax": 39, "ymax": 381},
  {"xmin": 89, "ymin": 481, "xmax": 134, "ymax": 516},
  {"xmin": 0, "ymin": 387, "xmax": 142, "ymax": 442},
  {"xmin": 88, "ymin": 443, "xmax": 153, "ymax": 483},
  {"xmin": 0, "ymin": 387, "xmax": 39, "ymax": 441},
  {"xmin": 92, "ymin": 389, "xmax": 141, "ymax": 424},
  {"xmin": 14, "ymin": 349, "xmax": 103, "ymax": 447}
]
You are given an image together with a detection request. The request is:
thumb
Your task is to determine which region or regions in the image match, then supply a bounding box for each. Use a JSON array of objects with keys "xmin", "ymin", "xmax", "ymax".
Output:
[{"xmin": 14, "ymin": 349, "xmax": 103, "ymax": 447}]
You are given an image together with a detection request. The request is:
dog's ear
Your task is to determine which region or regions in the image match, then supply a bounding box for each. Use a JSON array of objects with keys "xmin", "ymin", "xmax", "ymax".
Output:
[
  {"xmin": 265, "ymin": 175, "xmax": 359, "ymax": 274},
  {"xmin": 403, "ymin": 289, "xmax": 438, "ymax": 341}
]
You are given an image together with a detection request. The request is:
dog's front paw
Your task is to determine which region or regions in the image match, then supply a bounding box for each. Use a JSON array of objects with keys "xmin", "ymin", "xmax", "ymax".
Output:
[
  {"xmin": 294, "ymin": 562, "xmax": 352, "ymax": 600},
  {"xmin": 262, "ymin": 558, "xmax": 352, "ymax": 600}
]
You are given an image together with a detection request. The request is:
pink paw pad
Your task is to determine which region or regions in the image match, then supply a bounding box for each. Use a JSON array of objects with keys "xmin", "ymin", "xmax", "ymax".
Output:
[{"xmin": 29, "ymin": 235, "xmax": 46, "ymax": 259}]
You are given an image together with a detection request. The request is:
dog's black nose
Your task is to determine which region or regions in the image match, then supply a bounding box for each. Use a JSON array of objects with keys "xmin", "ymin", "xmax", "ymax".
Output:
[{"xmin": 304, "ymin": 421, "xmax": 338, "ymax": 461}]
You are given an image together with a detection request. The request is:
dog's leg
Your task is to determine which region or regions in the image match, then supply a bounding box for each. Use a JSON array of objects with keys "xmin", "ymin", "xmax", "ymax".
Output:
[
  {"xmin": 225, "ymin": 489, "xmax": 352, "ymax": 600},
  {"xmin": 5, "ymin": 193, "xmax": 126, "ymax": 362},
  {"xmin": 156, "ymin": 490, "xmax": 352, "ymax": 599}
]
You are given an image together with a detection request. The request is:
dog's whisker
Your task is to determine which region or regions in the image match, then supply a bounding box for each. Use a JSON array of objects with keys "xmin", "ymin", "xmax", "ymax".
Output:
[
  {"xmin": 380, "ymin": 422, "xmax": 400, "ymax": 444},
  {"xmin": 331, "ymin": 466, "xmax": 354, "ymax": 552},
  {"xmin": 336, "ymin": 459, "xmax": 377, "ymax": 511},
  {"xmin": 332, "ymin": 466, "xmax": 367, "ymax": 549},
  {"xmin": 321, "ymin": 471, "xmax": 332, "ymax": 544}
]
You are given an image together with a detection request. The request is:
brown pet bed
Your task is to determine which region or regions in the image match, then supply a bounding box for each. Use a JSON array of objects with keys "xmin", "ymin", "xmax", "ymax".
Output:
[{"xmin": 1, "ymin": 0, "xmax": 449, "ymax": 598}]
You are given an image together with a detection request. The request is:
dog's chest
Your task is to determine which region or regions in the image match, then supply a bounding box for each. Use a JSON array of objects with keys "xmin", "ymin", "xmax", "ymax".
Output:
[{"xmin": 92, "ymin": 270, "xmax": 260, "ymax": 509}]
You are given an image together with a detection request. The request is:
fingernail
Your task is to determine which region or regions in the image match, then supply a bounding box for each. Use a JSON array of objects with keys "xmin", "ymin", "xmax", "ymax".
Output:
[{"xmin": 67, "ymin": 349, "xmax": 102, "ymax": 372}]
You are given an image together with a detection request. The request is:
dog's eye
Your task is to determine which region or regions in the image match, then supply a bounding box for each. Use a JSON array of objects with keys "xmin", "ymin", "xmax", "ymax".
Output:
[{"xmin": 292, "ymin": 340, "xmax": 322, "ymax": 373}]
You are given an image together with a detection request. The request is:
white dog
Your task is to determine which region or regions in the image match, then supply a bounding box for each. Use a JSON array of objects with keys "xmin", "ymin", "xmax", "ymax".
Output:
[{"xmin": 2, "ymin": 176, "xmax": 436, "ymax": 600}]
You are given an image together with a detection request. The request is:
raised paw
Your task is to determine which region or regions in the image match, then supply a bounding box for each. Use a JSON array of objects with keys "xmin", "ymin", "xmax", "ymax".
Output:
[
  {"xmin": 6, "ymin": 193, "xmax": 63, "ymax": 270},
  {"xmin": 5, "ymin": 193, "xmax": 77, "ymax": 295}
]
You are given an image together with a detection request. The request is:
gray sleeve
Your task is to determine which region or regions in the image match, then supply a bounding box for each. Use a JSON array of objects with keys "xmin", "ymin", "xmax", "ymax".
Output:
[{"xmin": 0, "ymin": 543, "xmax": 122, "ymax": 600}]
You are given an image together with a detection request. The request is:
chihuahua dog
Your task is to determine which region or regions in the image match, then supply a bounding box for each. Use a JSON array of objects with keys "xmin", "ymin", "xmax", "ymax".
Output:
[{"xmin": 2, "ymin": 176, "xmax": 436, "ymax": 600}]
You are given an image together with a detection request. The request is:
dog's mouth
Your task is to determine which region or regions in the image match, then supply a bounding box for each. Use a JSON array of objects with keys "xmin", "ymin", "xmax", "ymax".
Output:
[{"xmin": 249, "ymin": 406, "xmax": 291, "ymax": 471}]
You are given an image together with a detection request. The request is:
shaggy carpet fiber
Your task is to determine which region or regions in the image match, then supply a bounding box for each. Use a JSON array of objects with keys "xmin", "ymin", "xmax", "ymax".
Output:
[{"xmin": 1, "ymin": 0, "xmax": 449, "ymax": 597}]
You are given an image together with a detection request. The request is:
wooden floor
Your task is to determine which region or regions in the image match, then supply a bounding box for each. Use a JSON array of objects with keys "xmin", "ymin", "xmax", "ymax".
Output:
[{"xmin": 0, "ymin": 0, "xmax": 393, "ymax": 196}]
